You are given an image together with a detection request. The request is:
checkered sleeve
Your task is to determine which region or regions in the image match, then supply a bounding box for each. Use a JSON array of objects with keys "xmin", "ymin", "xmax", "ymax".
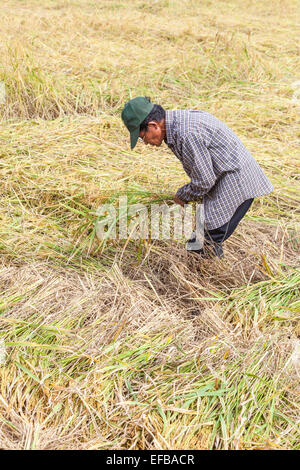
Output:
[{"xmin": 175, "ymin": 133, "xmax": 217, "ymax": 202}]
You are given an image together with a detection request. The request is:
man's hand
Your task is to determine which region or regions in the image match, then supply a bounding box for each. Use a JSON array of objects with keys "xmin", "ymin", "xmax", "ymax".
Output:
[{"xmin": 173, "ymin": 195, "xmax": 186, "ymax": 207}]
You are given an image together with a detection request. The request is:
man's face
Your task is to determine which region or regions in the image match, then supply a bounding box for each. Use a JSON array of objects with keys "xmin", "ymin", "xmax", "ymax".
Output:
[{"xmin": 139, "ymin": 120, "xmax": 165, "ymax": 147}]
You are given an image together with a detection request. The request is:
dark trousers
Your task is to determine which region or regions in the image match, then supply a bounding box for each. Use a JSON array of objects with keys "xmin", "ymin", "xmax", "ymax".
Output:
[{"xmin": 204, "ymin": 198, "xmax": 254, "ymax": 244}]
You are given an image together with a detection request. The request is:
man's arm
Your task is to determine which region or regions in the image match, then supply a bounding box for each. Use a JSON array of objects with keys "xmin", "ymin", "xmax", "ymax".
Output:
[{"xmin": 175, "ymin": 132, "xmax": 217, "ymax": 203}]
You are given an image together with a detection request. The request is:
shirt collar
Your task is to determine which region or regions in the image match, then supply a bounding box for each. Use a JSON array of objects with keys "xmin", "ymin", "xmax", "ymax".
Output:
[{"xmin": 165, "ymin": 110, "xmax": 175, "ymax": 146}]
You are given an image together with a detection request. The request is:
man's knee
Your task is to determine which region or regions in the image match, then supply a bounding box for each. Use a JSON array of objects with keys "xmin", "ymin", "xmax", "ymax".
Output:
[{"xmin": 205, "ymin": 226, "xmax": 227, "ymax": 244}]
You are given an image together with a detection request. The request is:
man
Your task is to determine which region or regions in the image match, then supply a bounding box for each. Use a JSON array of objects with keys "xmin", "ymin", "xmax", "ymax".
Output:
[{"xmin": 121, "ymin": 96, "xmax": 273, "ymax": 258}]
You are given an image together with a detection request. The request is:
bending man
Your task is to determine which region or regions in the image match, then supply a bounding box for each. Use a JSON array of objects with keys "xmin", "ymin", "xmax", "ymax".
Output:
[{"xmin": 121, "ymin": 97, "xmax": 273, "ymax": 258}]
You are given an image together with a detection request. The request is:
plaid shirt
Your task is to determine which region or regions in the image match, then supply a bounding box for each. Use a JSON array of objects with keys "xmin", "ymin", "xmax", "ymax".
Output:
[{"xmin": 165, "ymin": 109, "xmax": 274, "ymax": 230}]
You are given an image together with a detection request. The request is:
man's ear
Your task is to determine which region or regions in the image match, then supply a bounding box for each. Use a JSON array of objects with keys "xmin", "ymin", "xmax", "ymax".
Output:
[{"xmin": 147, "ymin": 121, "xmax": 159, "ymax": 129}]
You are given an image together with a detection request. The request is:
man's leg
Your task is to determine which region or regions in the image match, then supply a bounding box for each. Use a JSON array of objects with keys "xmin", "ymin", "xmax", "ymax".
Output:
[
  {"xmin": 188, "ymin": 198, "xmax": 254, "ymax": 257},
  {"xmin": 205, "ymin": 198, "xmax": 254, "ymax": 244}
]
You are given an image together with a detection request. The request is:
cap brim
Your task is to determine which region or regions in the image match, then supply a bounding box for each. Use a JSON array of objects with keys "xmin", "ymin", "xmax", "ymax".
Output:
[{"xmin": 130, "ymin": 127, "xmax": 140, "ymax": 150}]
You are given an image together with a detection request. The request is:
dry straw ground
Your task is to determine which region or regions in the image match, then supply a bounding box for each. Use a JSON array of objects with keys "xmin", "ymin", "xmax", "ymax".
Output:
[{"xmin": 0, "ymin": 0, "xmax": 299, "ymax": 450}]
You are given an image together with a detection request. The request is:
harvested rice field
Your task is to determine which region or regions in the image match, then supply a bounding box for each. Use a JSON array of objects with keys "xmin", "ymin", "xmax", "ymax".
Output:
[{"xmin": 0, "ymin": 0, "xmax": 299, "ymax": 450}]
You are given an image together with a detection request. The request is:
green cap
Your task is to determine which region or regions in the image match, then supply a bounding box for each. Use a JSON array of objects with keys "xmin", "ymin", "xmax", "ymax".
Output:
[{"xmin": 121, "ymin": 97, "xmax": 154, "ymax": 149}]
